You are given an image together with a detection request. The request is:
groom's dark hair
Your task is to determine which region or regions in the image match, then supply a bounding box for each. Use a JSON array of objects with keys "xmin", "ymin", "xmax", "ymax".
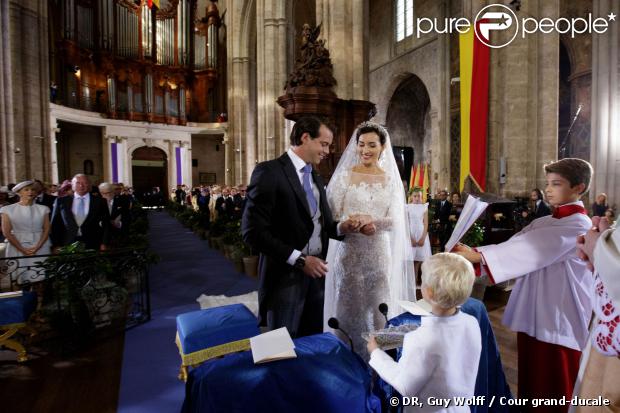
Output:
[{"xmin": 290, "ymin": 116, "xmax": 335, "ymax": 146}]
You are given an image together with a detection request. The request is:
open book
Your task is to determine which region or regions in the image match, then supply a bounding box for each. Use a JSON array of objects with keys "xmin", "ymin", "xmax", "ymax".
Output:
[
  {"xmin": 444, "ymin": 195, "xmax": 489, "ymax": 252},
  {"xmin": 398, "ymin": 299, "xmax": 433, "ymax": 316},
  {"xmin": 0, "ymin": 291, "xmax": 23, "ymax": 300},
  {"xmin": 250, "ymin": 327, "xmax": 297, "ymax": 364}
]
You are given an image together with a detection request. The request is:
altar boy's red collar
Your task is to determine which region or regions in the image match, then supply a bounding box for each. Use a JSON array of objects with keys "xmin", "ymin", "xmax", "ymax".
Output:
[{"xmin": 552, "ymin": 201, "xmax": 587, "ymax": 219}]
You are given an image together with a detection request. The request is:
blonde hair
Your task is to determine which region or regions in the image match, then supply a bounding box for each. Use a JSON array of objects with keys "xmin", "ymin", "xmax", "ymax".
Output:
[{"xmin": 421, "ymin": 253, "xmax": 475, "ymax": 309}]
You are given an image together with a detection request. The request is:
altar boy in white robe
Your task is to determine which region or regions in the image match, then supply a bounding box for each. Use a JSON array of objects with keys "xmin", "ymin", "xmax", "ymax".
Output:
[
  {"xmin": 455, "ymin": 158, "xmax": 594, "ymax": 411},
  {"xmin": 367, "ymin": 253, "xmax": 481, "ymax": 413}
]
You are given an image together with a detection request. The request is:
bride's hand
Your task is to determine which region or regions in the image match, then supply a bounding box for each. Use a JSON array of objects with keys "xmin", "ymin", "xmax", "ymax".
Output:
[
  {"xmin": 350, "ymin": 214, "xmax": 373, "ymax": 227},
  {"xmin": 360, "ymin": 223, "xmax": 376, "ymax": 236}
]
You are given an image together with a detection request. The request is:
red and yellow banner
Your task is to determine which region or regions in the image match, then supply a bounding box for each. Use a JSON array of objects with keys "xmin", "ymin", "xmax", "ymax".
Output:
[
  {"xmin": 148, "ymin": 0, "xmax": 160, "ymax": 9},
  {"xmin": 459, "ymin": 26, "xmax": 490, "ymax": 192},
  {"xmin": 409, "ymin": 163, "xmax": 418, "ymax": 191},
  {"xmin": 421, "ymin": 163, "xmax": 429, "ymax": 202}
]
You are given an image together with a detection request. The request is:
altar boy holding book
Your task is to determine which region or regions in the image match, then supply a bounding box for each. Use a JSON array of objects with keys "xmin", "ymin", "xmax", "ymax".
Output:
[
  {"xmin": 367, "ymin": 253, "xmax": 481, "ymax": 413},
  {"xmin": 455, "ymin": 158, "xmax": 594, "ymax": 409}
]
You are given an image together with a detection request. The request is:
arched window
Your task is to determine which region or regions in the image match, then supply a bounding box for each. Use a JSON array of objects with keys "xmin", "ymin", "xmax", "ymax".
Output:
[{"xmin": 395, "ymin": 0, "xmax": 414, "ymax": 42}]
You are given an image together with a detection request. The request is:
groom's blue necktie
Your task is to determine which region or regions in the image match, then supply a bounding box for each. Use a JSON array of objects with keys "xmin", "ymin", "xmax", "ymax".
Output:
[{"xmin": 302, "ymin": 164, "xmax": 317, "ymax": 216}]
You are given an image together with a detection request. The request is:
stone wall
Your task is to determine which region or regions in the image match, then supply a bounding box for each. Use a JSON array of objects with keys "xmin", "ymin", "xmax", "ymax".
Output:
[
  {"xmin": 0, "ymin": 0, "xmax": 51, "ymax": 183},
  {"xmin": 191, "ymin": 134, "xmax": 226, "ymax": 186},
  {"xmin": 368, "ymin": 0, "xmax": 449, "ymax": 193},
  {"xmin": 56, "ymin": 121, "xmax": 103, "ymax": 184}
]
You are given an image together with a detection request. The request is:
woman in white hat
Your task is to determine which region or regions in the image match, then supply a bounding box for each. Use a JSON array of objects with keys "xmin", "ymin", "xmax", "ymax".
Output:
[{"xmin": 0, "ymin": 180, "xmax": 51, "ymax": 284}]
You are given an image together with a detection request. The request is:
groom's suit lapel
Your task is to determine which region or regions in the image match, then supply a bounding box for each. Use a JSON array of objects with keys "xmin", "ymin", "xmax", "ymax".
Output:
[{"xmin": 279, "ymin": 153, "xmax": 312, "ymax": 218}]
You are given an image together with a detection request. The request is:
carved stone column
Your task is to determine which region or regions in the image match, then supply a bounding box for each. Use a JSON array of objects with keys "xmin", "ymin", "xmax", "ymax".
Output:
[
  {"xmin": 227, "ymin": 0, "xmax": 257, "ymax": 185},
  {"xmin": 256, "ymin": 0, "xmax": 289, "ymax": 161},
  {"xmin": 485, "ymin": 0, "xmax": 560, "ymax": 197},
  {"xmin": 591, "ymin": 0, "xmax": 620, "ymax": 208},
  {"xmin": 315, "ymin": 0, "xmax": 368, "ymax": 100}
]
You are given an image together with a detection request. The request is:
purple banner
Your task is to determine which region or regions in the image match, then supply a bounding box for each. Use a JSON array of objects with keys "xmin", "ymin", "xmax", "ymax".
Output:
[
  {"xmin": 175, "ymin": 147, "xmax": 182, "ymax": 185},
  {"xmin": 111, "ymin": 142, "xmax": 118, "ymax": 183}
]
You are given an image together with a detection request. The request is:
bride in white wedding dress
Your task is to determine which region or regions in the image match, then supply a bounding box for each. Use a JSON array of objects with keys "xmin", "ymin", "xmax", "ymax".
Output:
[{"xmin": 324, "ymin": 121, "xmax": 415, "ymax": 360}]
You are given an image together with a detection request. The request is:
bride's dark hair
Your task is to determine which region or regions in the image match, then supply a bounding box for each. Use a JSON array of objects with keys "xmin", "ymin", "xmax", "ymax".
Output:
[{"xmin": 355, "ymin": 121, "xmax": 388, "ymax": 145}]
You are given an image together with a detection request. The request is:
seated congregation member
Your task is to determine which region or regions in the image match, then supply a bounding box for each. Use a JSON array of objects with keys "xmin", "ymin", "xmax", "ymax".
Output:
[
  {"xmin": 573, "ymin": 216, "xmax": 620, "ymax": 413},
  {"xmin": 367, "ymin": 253, "xmax": 481, "ymax": 413},
  {"xmin": 454, "ymin": 158, "xmax": 594, "ymax": 410},
  {"xmin": 51, "ymin": 174, "xmax": 110, "ymax": 251}
]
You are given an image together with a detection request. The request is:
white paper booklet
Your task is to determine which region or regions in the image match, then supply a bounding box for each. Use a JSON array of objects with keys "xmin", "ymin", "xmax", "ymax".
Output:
[
  {"xmin": 250, "ymin": 327, "xmax": 297, "ymax": 364},
  {"xmin": 444, "ymin": 195, "xmax": 489, "ymax": 252},
  {"xmin": 398, "ymin": 299, "xmax": 433, "ymax": 316},
  {"xmin": 0, "ymin": 291, "xmax": 23, "ymax": 299}
]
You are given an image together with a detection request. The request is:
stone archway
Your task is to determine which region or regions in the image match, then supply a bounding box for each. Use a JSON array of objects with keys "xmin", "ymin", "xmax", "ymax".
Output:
[
  {"xmin": 385, "ymin": 74, "xmax": 432, "ymax": 181},
  {"xmin": 131, "ymin": 146, "xmax": 168, "ymax": 201}
]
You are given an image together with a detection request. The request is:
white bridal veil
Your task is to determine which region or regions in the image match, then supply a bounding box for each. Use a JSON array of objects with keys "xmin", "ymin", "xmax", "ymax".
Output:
[{"xmin": 324, "ymin": 122, "xmax": 415, "ymax": 325}]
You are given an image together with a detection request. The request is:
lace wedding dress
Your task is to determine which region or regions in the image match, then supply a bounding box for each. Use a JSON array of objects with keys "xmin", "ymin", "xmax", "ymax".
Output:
[{"xmin": 325, "ymin": 170, "xmax": 396, "ymax": 360}]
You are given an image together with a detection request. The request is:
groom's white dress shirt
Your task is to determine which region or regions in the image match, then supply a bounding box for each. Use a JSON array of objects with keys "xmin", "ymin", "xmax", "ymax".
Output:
[{"xmin": 286, "ymin": 148, "xmax": 322, "ymax": 266}]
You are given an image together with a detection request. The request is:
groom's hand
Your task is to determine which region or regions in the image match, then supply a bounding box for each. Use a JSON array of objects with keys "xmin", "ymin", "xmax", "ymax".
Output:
[
  {"xmin": 340, "ymin": 219, "xmax": 361, "ymax": 234},
  {"xmin": 302, "ymin": 256, "xmax": 328, "ymax": 278}
]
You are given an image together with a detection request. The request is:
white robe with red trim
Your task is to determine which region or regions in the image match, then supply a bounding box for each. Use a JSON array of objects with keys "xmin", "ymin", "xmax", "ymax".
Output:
[{"xmin": 477, "ymin": 205, "xmax": 593, "ymax": 351}]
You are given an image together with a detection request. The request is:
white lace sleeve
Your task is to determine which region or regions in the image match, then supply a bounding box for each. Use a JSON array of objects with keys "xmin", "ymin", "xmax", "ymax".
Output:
[
  {"xmin": 374, "ymin": 209, "xmax": 393, "ymax": 231},
  {"xmin": 327, "ymin": 170, "xmax": 349, "ymax": 221}
]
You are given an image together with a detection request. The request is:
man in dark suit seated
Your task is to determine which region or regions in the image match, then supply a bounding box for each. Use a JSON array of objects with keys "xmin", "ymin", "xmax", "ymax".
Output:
[
  {"xmin": 51, "ymin": 174, "xmax": 110, "ymax": 251},
  {"xmin": 434, "ymin": 190, "xmax": 453, "ymax": 251}
]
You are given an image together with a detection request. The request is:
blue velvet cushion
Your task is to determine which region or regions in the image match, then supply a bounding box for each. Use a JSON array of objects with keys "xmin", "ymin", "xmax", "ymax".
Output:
[
  {"xmin": 0, "ymin": 291, "xmax": 37, "ymax": 325},
  {"xmin": 176, "ymin": 303, "xmax": 259, "ymax": 355},
  {"xmin": 182, "ymin": 333, "xmax": 381, "ymax": 413}
]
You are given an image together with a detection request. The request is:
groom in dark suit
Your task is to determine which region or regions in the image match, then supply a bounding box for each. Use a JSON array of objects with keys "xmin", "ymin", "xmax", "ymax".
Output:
[
  {"xmin": 51, "ymin": 174, "xmax": 110, "ymax": 251},
  {"xmin": 242, "ymin": 116, "xmax": 358, "ymax": 338}
]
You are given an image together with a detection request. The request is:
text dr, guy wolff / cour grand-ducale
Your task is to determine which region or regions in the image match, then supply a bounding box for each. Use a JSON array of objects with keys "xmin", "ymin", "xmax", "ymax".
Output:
[{"xmin": 398, "ymin": 396, "xmax": 611, "ymax": 408}]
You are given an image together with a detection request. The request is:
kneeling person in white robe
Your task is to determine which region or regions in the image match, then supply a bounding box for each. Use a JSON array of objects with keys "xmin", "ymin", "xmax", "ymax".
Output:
[{"xmin": 367, "ymin": 253, "xmax": 481, "ymax": 413}]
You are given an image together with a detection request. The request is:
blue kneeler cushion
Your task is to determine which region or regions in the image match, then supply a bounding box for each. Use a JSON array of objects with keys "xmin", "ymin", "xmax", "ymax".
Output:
[
  {"xmin": 0, "ymin": 291, "xmax": 37, "ymax": 326},
  {"xmin": 175, "ymin": 303, "xmax": 260, "ymax": 381}
]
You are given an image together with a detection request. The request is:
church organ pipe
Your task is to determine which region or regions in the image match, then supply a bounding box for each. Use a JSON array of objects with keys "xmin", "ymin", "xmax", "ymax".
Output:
[
  {"xmin": 179, "ymin": 88, "xmax": 186, "ymax": 118},
  {"xmin": 157, "ymin": 18, "xmax": 175, "ymax": 66},
  {"xmin": 177, "ymin": 0, "xmax": 189, "ymax": 66},
  {"xmin": 208, "ymin": 24, "xmax": 217, "ymax": 68},
  {"xmin": 195, "ymin": 33, "xmax": 206, "ymax": 69},
  {"xmin": 77, "ymin": 5, "xmax": 94, "ymax": 49},
  {"xmin": 145, "ymin": 74, "xmax": 153, "ymax": 113},
  {"xmin": 63, "ymin": 0, "xmax": 75, "ymax": 40},
  {"xmin": 127, "ymin": 85, "xmax": 133, "ymax": 112},
  {"xmin": 98, "ymin": 0, "xmax": 111, "ymax": 50},
  {"xmin": 142, "ymin": 4, "xmax": 151, "ymax": 58},
  {"xmin": 107, "ymin": 77, "xmax": 116, "ymax": 111}
]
